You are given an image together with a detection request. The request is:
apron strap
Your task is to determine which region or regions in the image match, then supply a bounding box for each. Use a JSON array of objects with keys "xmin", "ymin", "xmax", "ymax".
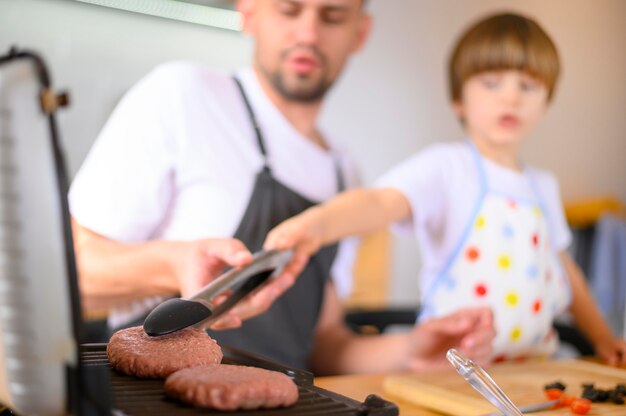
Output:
[
  {"xmin": 335, "ymin": 160, "xmax": 345, "ymax": 192},
  {"xmin": 467, "ymin": 140, "xmax": 488, "ymax": 194},
  {"xmin": 233, "ymin": 75, "xmax": 345, "ymax": 192},
  {"xmin": 233, "ymin": 76, "xmax": 269, "ymax": 166}
]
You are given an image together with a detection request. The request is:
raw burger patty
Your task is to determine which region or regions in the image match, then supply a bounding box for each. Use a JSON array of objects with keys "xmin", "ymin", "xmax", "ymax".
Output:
[
  {"xmin": 165, "ymin": 364, "xmax": 299, "ymax": 410},
  {"xmin": 106, "ymin": 326, "xmax": 222, "ymax": 378}
]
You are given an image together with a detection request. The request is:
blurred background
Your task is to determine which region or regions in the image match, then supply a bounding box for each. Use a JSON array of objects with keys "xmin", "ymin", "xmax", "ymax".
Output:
[{"xmin": 1, "ymin": 0, "xmax": 624, "ymax": 313}]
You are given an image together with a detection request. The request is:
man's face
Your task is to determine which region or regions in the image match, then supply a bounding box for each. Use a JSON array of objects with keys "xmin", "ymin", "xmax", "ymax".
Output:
[{"xmin": 239, "ymin": 0, "xmax": 370, "ymax": 103}]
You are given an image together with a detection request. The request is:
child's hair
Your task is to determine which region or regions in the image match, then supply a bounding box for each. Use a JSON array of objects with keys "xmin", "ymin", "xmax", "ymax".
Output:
[{"xmin": 448, "ymin": 12, "xmax": 560, "ymax": 102}]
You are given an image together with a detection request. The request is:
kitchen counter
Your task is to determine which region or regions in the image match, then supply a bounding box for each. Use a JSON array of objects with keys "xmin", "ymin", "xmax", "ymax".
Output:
[{"xmin": 314, "ymin": 358, "xmax": 626, "ymax": 415}]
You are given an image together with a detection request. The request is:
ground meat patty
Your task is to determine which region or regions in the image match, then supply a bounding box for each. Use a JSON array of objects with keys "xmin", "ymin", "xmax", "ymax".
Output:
[
  {"xmin": 164, "ymin": 364, "xmax": 299, "ymax": 410},
  {"xmin": 107, "ymin": 326, "xmax": 222, "ymax": 378}
]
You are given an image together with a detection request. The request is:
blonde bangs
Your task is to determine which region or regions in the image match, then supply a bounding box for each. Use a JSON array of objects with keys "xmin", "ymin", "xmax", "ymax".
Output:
[{"xmin": 449, "ymin": 13, "xmax": 560, "ymax": 101}]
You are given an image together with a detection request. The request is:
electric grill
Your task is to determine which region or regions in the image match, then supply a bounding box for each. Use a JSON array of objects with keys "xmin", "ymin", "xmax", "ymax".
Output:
[
  {"xmin": 0, "ymin": 47, "xmax": 398, "ymax": 415},
  {"xmin": 82, "ymin": 344, "xmax": 397, "ymax": 415}
]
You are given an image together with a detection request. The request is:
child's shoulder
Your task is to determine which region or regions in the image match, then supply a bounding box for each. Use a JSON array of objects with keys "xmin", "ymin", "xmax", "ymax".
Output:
[
  {"xmin": 400, "ymin": 141, "xmax": 475, "ymax": 176},
  {"xmin": 526, "ymin": 164, "xmax": 559, "ymax": 185},
  {"xmin": 409, "ymin": 140, "xmax": 472, "ymax": 163},
  {"xmin": 525, "ymin": 165, "xmax": 562, "ymax": 195}
]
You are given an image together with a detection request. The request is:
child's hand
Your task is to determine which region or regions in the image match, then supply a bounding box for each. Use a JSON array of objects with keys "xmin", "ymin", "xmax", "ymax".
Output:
[
  {"xmin": 594, "ymin": 337, "xmax": 626, "ymax": 366},
  {"xmin": 264, "ymin": 208, "xmax": 325, "ymax": 279},
  {"xmin": 404, "ymin": 307, "xmax": 495, "ymax": 372}
]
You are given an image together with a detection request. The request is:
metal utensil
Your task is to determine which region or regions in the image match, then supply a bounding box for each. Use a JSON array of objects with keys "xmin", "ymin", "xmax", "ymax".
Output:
[
  {"xmin": 446, "ymin": 349, "xmax": 524, "ymax": 416},
  {"xmin": 143, "ymin": 249, "xmax": 294, "ymax": 336},
  {"xmin": 482, "ymin": 399, "xmax": 559, "ymax": 415}
]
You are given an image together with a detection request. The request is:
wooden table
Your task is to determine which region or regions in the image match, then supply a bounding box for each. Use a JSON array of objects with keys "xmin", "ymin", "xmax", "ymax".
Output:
[
  {"xmin": 315, "ymin": 372, "xmax": 443, "ymax": 415},
  {"xmin": 315, "ymin": 359, "xmax": 626, "ymax": 416}
]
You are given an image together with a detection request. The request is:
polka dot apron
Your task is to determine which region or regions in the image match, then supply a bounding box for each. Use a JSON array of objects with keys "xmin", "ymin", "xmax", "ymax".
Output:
[{"xmin": 420, "ymin": 143, "xmax": 571, "ymax": 361}]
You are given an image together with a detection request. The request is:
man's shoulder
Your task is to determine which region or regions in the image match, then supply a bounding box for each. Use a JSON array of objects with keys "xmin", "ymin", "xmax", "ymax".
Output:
[{"xmin": 143, "ymin": 61, "xmax": 229, "ymax": 87}]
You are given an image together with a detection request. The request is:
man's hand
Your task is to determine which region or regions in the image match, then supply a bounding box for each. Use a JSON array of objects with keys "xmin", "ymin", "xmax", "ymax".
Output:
[
  {"xmin": 170, "ymin": 238, "xmax": 308, "ymax": 330},
  {"xmin": 209, "ymin": 247, "xmax": 313, "ymax": 329},
  {"xmin": 169, "ymin": 238, "xmax": 253, "ymax": 298},
  {"xmin": 405, "ymin": 307, "xmax": 495, "ymax": 372}
]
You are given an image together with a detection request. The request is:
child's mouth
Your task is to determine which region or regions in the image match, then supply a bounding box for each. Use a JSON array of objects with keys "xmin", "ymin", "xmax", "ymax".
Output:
[{"xmin": 498, "ymin": 114, "xmax": 520, "ymax": 129}]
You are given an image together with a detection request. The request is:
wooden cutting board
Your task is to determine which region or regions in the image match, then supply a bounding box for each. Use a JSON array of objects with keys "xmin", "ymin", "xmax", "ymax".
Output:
[{"xmin": 383, "ymin": 359, "xmax": 626, "ymax": 415}]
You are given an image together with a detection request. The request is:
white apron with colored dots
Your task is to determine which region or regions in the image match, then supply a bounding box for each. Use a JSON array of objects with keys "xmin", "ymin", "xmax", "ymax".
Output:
[{"xmin": 419, "ymin": 144, "xmax": 571, "ymax": 361}]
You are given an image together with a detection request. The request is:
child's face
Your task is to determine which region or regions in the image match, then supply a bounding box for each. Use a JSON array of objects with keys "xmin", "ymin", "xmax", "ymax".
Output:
[{"xmin": 454, "ymin": 70, "xmax": 549, "ymax": 149}]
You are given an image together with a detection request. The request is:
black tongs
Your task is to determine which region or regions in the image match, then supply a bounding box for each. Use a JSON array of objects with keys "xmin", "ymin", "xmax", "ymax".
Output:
[{"xmin": 143, "ymin": 249, "xmax": 294, "ymax": 337}]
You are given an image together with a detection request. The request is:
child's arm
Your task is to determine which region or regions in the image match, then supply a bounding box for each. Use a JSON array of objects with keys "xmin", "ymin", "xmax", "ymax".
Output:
[
  {"xmin": 265, "ymin": 187, "xmax": 411, "ymax": 258},
  {"xmin": 562, "ymin": 252, "xmax": 626, "ymax": 365}
]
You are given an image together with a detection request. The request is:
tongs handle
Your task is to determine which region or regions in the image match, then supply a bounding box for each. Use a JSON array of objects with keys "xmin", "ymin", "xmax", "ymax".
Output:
[
  {"xmin": 143, "ymin": 249, "xmax": 294, "ymax": 336},
  {"xmin": 447, "ymin": 349, "xmax": 524, "ymax": 416},
  {"xmin": 189, "ymin": 249, "xmax": 294, "ymax": 306}
]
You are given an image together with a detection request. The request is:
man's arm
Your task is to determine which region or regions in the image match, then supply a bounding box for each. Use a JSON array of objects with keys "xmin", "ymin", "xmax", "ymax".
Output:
[
  {"xmin": 309, "ymin": 281, "xmax": 495, "ymax": 376},
  {"xmin": 73, "ymin": 219, "xmax": 300, "ymax": 329}
]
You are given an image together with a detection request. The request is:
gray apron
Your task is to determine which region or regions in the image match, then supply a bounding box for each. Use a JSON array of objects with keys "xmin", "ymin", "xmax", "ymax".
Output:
[{"xmin": 206, "ymin": 78, "xmax": 344, "ymax": 370}]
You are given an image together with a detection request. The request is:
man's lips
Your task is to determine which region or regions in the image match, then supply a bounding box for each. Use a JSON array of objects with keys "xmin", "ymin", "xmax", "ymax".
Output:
[{"xmin": 286, "ymin": 55, "xmax": 320, "ymax": 74}]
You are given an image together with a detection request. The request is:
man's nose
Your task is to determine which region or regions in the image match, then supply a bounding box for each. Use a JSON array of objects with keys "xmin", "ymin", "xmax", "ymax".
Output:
[{"xmin": 293, "ymin": 11, "xmax": 322, "ymax": 45}]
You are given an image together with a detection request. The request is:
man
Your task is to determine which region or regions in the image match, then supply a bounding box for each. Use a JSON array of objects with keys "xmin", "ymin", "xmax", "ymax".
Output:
[{"xmin": 70, "ymin": 0, "xmax": 494, "ymax": 374}]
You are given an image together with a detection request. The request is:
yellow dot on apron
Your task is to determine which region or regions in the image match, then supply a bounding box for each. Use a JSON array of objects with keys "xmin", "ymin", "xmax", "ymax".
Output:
[
  {"xmin": 510, "ymin": 326, "xmax": 522, "ymax": 341},
  {"xmin": 533, "ymin": 207, "xmax": 542, "ymax": 217},
  {"xmin": 498, "ymin": 254, "xmax": 511, "ymax": 269},
  {"xmin": 475, "ymin": 215, "xmax": 485, "ymax": 229},
  {"xmin": 505, "ymin": 292, "xmax": 519, "ymax": 306}
]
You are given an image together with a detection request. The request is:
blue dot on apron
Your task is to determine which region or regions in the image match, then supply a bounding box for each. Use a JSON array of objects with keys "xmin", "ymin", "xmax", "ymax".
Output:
[
  {"xmin": 526, "ymin": 264, "xmax": 539, "ymax": 279},
  {"xmin": 501, "ymin": 223, "xmax": 514, "ymax": 239},
  {"xmin": 443, "ymin": 275, "xmax": 457, "ymax": 290}
]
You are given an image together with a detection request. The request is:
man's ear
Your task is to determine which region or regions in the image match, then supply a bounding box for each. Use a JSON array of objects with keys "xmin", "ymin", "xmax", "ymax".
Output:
[
  {"xmin": 352, "ymin": 14, "xmax": 372, "ymax": 53},
  {"xmin": 236, "ymin": 0, "xmax": 256, "ymax": 35}
]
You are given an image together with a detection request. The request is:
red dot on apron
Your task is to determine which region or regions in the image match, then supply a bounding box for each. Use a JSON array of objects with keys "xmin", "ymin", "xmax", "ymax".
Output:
[
  {"xmin": 532, "ymin": 233, "xmax": 539, "ymax": 247},
  {"xmin": 475, "ymin": 284, "xmax": 488, "ymax": 297},
  {"xmin": 532, "ymin": 299, "xmax": 542, "ymax": 313},
  {"xmin": 466, "ymin": 246, "xmax": 480, "ymax": 261},
  {"xmin": 508, "ymin": 200, "xmax": 517, "ymax": 209}
]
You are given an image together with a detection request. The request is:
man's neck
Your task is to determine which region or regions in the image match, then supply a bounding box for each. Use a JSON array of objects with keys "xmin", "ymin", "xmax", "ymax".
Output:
[{"xmin": 253, "ymin": 67, "xmax": 328, "ymax": 150}]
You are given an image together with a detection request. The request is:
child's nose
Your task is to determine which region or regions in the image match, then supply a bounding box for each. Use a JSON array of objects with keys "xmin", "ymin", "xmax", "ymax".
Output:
[{"xmin": 500, "ymin": 83, "xmax": 522, "ymax": 105}]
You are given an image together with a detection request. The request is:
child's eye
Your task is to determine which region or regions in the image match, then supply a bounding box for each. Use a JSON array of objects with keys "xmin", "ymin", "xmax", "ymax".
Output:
[
  {"xmin": 520, "ymin": 79, "xmax": 541, "ymax": 91},
  {"xmin": 480, "ymin": 75, "xmax": 501, "ymax": 89}
]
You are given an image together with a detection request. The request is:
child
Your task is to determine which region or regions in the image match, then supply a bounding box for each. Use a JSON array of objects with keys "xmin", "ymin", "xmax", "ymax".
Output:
[{"xmin": 265, "ymin": 12, "xmax": 626, "ymax": 364}]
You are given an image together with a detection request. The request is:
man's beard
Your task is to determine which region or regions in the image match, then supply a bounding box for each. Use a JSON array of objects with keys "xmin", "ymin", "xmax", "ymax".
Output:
[{"xmin": 261, "ymin": 47, "xmax": 332, "ymax": 103}]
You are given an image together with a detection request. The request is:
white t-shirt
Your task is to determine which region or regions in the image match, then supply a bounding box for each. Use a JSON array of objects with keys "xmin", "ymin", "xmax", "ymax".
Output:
[
  {"xmin": 375, "ymin": 141, "xmax": 572, "ymax": 297},
  {"xmin": 69, "ymin": 62, "xmax": 359, "ymax": 325}
]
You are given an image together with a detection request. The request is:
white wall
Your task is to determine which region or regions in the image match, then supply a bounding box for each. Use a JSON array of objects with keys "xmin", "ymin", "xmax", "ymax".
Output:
[
  {"xmin": 0, "ymin": 0, "xmax": 253, "ymax": 175},
  {"xmin": 1, "ymin": 0, "xmax": 625, "ymax": 306}
]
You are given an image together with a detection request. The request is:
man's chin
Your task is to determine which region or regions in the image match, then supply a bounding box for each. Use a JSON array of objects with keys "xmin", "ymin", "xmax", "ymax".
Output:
[{"xmin": 277, "ymin": 79, "xmax": 329, "ymax": 102}]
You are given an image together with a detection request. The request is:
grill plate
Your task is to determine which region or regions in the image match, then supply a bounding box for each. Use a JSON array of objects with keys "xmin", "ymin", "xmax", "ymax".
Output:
[{"xmin": 80, "ymin": 344, "xmax": 398, "ymax": 415}]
